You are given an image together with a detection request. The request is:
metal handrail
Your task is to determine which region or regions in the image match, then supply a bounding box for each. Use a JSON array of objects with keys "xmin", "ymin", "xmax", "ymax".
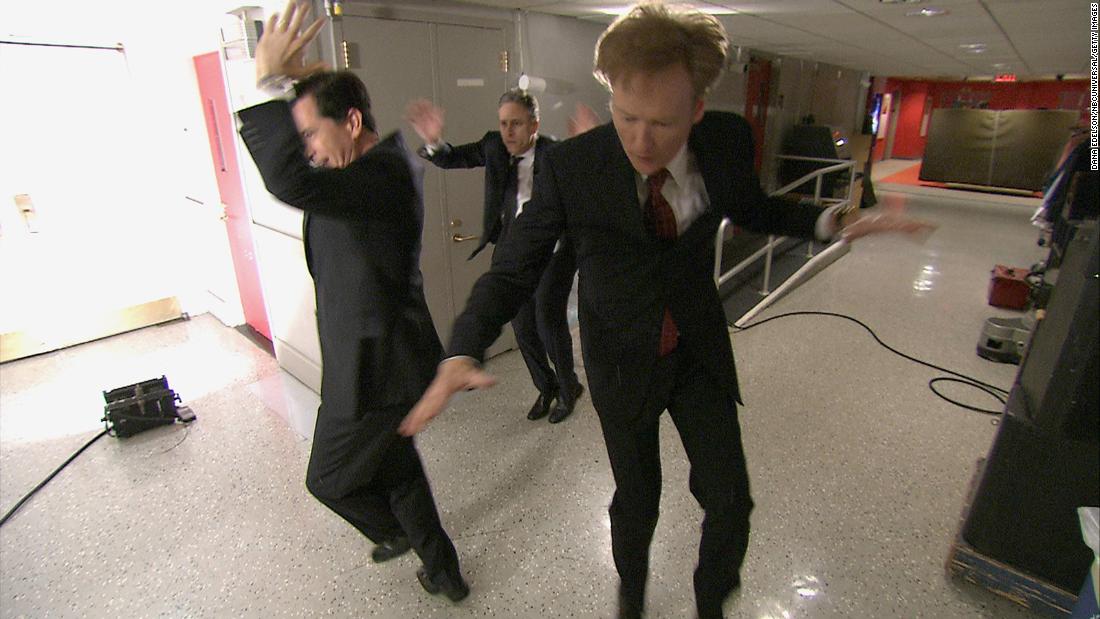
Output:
[
  {"xmin": 772, "ymin": 159, "xmax": 855, "ymax": 197},
  {"xmin": 713, "ymin": 157, "xmax": 856, "ymax": 292}
]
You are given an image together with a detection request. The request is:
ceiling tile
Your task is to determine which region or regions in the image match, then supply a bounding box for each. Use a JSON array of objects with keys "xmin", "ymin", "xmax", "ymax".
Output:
[{"xmin": 457, "ymin": 0, "xmax": 1088, "ymax": 77}]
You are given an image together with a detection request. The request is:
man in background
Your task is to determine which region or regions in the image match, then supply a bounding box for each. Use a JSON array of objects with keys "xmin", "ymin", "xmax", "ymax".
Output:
[{"xmin": 406, "ymin": 91, "xmax": 584, "ymax": 424}]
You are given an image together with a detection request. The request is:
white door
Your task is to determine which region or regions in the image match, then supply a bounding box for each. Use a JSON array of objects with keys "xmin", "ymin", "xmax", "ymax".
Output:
[
  {"xmin": 0, "ymin": 43, "xmax": 182, "ymax": 362},
  {"xmin": 338, "ymin": 14, "xmax": 515, "ymax": 356}
]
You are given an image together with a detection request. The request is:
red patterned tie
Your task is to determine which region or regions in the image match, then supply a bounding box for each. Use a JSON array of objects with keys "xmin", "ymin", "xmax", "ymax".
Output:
[{"xmin": 644, "ymin": 169, "xmax": 679, "ymax": 357}]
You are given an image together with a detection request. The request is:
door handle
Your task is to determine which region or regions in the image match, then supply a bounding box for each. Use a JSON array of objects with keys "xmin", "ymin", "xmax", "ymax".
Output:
[
  {"xmin": 14, "ymin": 194, "xmax": 39, "ymax": 233},
  {"xmin": 451, "ymin": 233, "xmax": 479, "ymax": 242}
]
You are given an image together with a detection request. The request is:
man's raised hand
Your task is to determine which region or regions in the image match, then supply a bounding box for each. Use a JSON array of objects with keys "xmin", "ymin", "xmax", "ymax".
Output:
[
  {"xmin": 568, "ymin": 103, "xmax": 600, "ymax": 137},
  {"xmin": 255, "ymin": 0, "xmax": 328, "ymax": 85},
  {"xmin": 404, "ymin": 99, "xmax": 446, "ymax": 146}
]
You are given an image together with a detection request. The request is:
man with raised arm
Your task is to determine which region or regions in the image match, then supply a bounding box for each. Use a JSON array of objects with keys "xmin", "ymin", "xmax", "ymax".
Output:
[
  {"xmin": 406, "ymin": 91, "xmax": 585, "ymax": 424},
  {"xmin": 236, "ymin": 1, "xmax": 468, "ymax": 603}
]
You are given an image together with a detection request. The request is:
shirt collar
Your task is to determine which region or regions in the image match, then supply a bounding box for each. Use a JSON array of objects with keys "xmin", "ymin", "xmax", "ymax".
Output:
[
  {"xmin": 641, "ymin": 142, "xmax": 690, "ymax": 186},
  {"xmin": 515, "ymin": 140, "xmax": 537, "ymax": 164},
  {"xmin": 664, "ymin": 142, "xmax": 691, "ymax": 187}
]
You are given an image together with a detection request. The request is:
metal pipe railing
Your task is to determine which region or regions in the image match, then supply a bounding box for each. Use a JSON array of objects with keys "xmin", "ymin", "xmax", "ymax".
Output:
[
  {"xmin": 771, "ymin": 159, "xmax": 855, "ymax": 196},
  {"xmin": 713, "ymin": 157, "xmax": 856, "ymax": 290}
]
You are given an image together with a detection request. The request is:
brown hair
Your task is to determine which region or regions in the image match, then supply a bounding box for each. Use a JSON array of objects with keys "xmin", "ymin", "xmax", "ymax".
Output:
[{"xmin": 593, "ymin": 3, "xmax": 728, "ymax": 98}]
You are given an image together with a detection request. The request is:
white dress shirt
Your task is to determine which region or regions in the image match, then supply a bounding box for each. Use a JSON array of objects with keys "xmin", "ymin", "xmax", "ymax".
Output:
[
  {"xmin": 513, "ymin": 146, "xmax": 536, "ymax": 218},
  {"xmin": 638, "ymin": 143, "xmax": 841, "ymax": 240},
  {"xmin": 513, "ymin": 141, "xmax": 562, "ymax": 252},
  {"xmin": 423, "ymin": 139, "xmax": 536, "ymax": 218}
]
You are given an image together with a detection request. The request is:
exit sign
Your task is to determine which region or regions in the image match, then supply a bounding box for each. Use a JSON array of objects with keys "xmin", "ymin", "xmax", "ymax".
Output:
[{"xmin": 994, "ymin": 74, "xmax": 1017, "ymax": 82}]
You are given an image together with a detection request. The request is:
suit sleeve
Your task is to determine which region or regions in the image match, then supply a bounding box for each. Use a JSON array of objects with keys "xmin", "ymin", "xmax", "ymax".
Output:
[
  {"xmin": 237, "ymin": 100, "xmax": 408, "ymax": 219},
  {"xmin": 447, "ymin": 153, "xmax": 565, "ymax": 361},
  {"xmin": 418, "ymin": 132, "xmax": 492, "ymax": 169},
  {"xmin": 721, "ymin": 115, "xmax": 823, "ymax": 239}
]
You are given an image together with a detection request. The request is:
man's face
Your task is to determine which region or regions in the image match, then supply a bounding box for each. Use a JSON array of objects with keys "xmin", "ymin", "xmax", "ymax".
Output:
[
  {"xmin": 610, "ymin": 63, "xmax": 704, "ymax": 176},
  {"xmin": 291, "ymin": 94, "xmax": 359, "ymax": 169},
  {"xmin": 498, "ymin": 102, "xmax": 538, "ymax": 156}
]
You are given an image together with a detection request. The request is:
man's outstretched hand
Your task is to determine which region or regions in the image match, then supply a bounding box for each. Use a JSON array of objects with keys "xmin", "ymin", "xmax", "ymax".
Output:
[
  {"xmin": 398, "ymin": 358, "xmax": 497, "ymax": 436},
  {"xmin": 255, "ymin": 0, "xmax": 328, "ymax": 85},
  {"xmin": 839, "ymin": 210, "xmax": 937, "ymax": 242}
]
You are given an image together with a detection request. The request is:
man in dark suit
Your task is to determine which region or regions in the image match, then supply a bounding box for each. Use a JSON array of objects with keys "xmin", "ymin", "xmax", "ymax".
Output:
[
  {"xmin": 405, "ymin": 92, "xmax": 584, "ymax": 424},
  {"xmin": 236, "ymin": 2, "xmax": 467, "ymax": 602},
  {"xmin": 400, "ymin": 4, "xmax": 932, "ymax": 617}
]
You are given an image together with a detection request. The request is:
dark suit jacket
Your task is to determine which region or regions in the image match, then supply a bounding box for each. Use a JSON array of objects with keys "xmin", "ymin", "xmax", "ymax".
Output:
[
  {"xmin": 449, "ymin": 112, "xmax": 825, "ymax": 425},
  {"xmin": 419, "ymin": 132, "xmax": 556, "ymax": 259},
  {"xmin": 239, "ymin": 100, "xmax": 442, "ymax": 417}
]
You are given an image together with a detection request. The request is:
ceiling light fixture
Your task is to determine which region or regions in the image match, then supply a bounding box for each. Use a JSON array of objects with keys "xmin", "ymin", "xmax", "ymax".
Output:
[{"xmin": 906, "ymin": 7, "xmax": 948, "ymax": 16}]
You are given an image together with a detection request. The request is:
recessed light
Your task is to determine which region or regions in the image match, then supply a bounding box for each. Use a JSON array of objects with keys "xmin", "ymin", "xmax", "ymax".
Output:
[
  {"xmin": 906, "ymin": 7, "xmax": 948, "ymax": 16},
  {"xmin": 959, "ymin": 43, "xmax": 987, "ymax": 50}
]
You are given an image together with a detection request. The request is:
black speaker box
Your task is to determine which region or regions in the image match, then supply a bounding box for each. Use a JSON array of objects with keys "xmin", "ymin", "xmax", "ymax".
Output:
[
  {"xmin": 961, "ymin": 221, "xmax": 1099, "ymax": 592},
  {"xmin": 961, "ymin": 408, "xmax": 1098, "ymax": 592},
  {"xmin": 1016, "ymin": 221, "xmax": 1098, "ymax": 442}
]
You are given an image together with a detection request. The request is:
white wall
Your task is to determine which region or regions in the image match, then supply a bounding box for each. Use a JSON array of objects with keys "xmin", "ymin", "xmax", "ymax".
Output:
[
  {"xmin": 0, "ymin": 0, "xmax": 286, "ymax": 321},
  {"xmin": 519, "ymin": 11, "xmax": 609, "ymax": 138}
]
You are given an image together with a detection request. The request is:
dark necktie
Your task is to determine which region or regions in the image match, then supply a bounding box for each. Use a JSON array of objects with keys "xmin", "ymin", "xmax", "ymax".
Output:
[
  {"xmin": 500, "ymin": 155, "xmax": 521, "ymax": 239},
  {"xmin": 644, "ymin": 169, "xmax": 679, "ymax": 357}
]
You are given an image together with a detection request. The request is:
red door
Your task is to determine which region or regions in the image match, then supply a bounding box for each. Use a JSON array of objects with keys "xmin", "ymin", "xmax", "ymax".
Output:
[
  {"xmin": 193, "ymin": 52, "xmax": 271, "ymax": 340},
  {"xmin": 744, "ymin": 58, "xmax": 772, "ymax": 173}
]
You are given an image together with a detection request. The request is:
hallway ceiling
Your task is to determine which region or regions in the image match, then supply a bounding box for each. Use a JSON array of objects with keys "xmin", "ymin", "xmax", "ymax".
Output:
[{"xmin": 462, "ymin": 0, "xmax": 1090, "ymax": 79}]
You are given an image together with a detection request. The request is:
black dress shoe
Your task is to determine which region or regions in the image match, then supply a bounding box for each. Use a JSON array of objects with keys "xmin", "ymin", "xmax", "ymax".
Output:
[
  {"xmin": 416, "ymin": 566, "xmax": 470, "ymax": 602},
  {"xmin": 549, "ymin": 383, "xmax": 585, "ymax": 424},
  {"xmin": 526, "ymin": 391, "xmax": 556, "ymax": 420},
  {"xmin": 371, "ymin": 537, "xmax": 411, "ymax": 563}
]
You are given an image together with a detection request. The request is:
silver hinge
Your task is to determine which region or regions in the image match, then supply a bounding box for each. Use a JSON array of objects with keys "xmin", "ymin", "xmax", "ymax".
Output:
[
  {"xmin": 499, "ymin": 50, "xmax": 508, "ymax": 73},
  {"xmin": 341, "ymin": 40, "xmax": 361, "ymax": 69}
]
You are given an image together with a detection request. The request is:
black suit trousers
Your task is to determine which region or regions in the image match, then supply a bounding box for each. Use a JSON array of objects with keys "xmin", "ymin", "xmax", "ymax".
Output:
[
  {"xmin": 508, "ymin": 238, "xmax": 580, "ymax": 400},
  {"xmin": 596, "ymin": 346, "xmax": 753, "ymax": 615},
  {"xmin": 306, "ymin": 397, "xmax": 461, "ymax": 582}
]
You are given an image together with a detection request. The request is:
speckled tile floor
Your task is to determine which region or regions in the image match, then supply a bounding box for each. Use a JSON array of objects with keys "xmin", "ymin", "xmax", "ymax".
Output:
[{"xmin": 0, "ymin": 185, "xmax": 1051, "ymax": 618}]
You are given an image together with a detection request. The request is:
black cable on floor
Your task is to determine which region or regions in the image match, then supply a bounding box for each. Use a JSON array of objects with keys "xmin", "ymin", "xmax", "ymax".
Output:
[
  {"xmin": 0, "ymin": 429, "xmax": 108, "ymax": 528},
  {"xmin": 732, "ymin": 310, "xmax": 1009, "ymax": 416}
]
